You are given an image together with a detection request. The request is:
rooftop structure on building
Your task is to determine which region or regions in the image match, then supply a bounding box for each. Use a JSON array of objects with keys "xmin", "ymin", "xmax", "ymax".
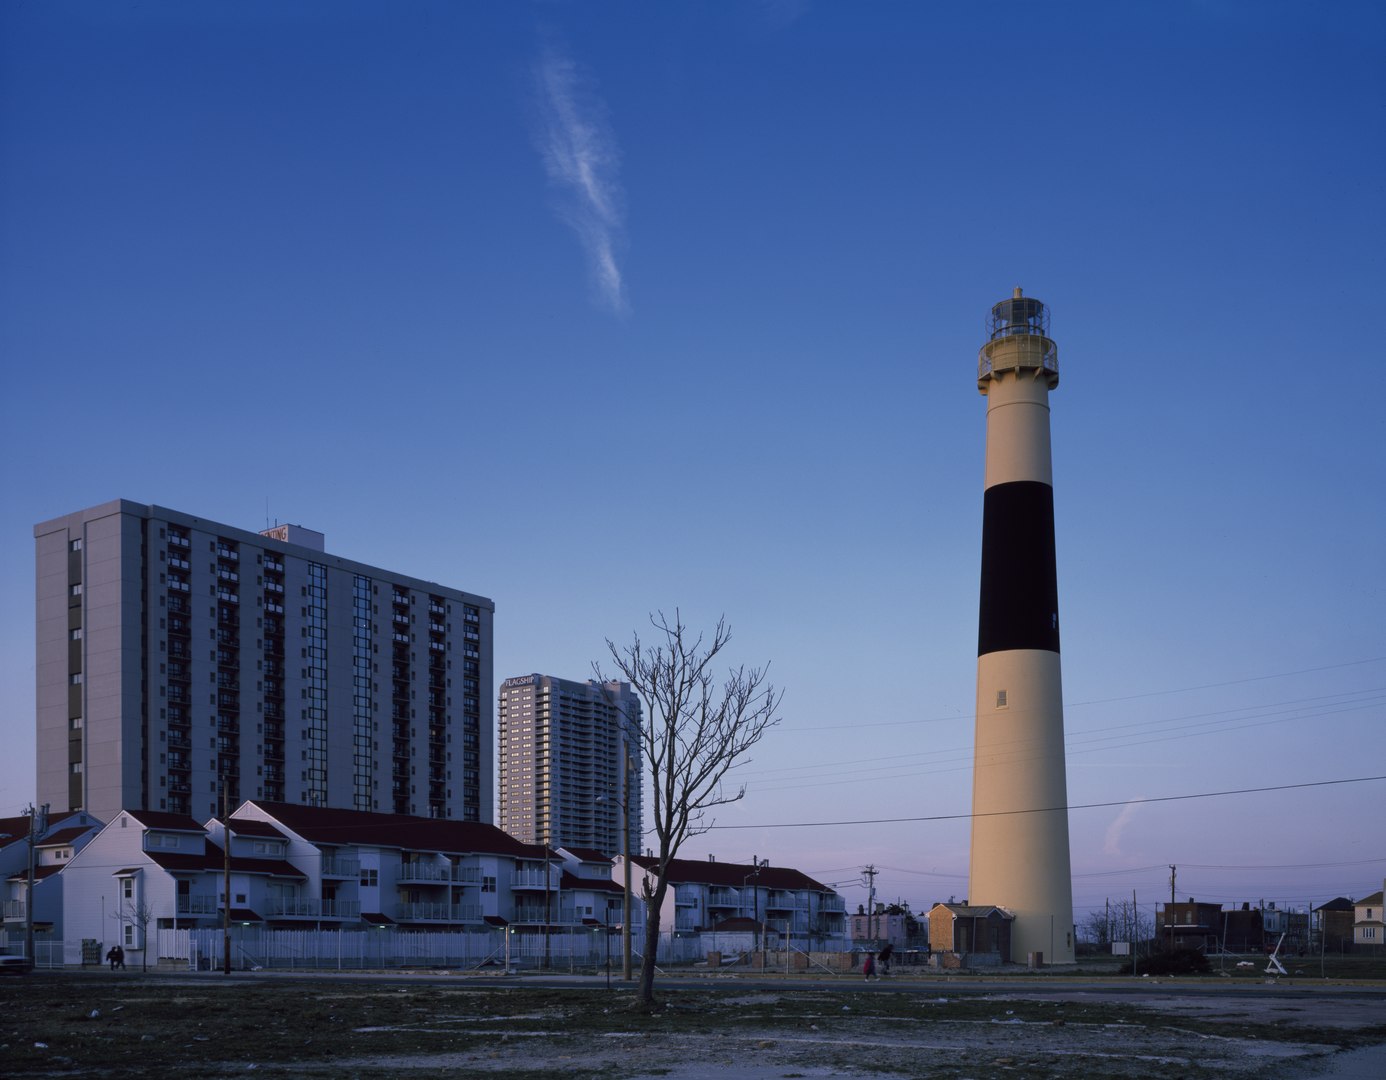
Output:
[
  {"xmin": 497, "ymin": 673, "xmax": 641, "ymax": 852},
  {"xmin": 35, "ymin": 500, "xmax": 494, "ymax": 827}
]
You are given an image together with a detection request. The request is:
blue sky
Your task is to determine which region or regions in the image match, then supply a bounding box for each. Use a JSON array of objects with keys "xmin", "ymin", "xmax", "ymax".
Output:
[{"xmin": 2, "ymin": 0, "xmax": 1383, "ymax": 923}]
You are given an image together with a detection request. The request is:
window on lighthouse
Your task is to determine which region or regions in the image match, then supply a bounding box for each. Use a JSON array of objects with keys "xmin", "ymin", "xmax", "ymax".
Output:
[{"xmin": 996, "ymin": 690, "xmax": 1008, "ymax": 708}]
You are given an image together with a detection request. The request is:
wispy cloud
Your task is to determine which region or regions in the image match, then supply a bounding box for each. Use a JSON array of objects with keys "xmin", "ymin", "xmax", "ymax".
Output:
[
  {"xmin": 532, "ymin": 42, "xmax": 627, "ymax": 314},
  {"xmin": 756, "ymin": 0, "xmax": 811, "ymax": 32},
  {"xmin": 1103, "ymin": 799, "xmax": 1143, "ymax": 857}
]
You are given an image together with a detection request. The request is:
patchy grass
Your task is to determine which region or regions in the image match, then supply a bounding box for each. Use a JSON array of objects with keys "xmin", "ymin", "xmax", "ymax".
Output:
[{"xmin": 0, "ymin": 975, "xmax": 1381, "ymax": 1078}]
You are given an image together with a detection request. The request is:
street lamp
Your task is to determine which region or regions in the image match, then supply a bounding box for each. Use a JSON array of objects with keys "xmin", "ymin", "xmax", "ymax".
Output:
[
  {"xmin": 484, "ymin": 915, "xmax": 511, "ymax": 974},
  {"xmin": 742, "ymin": 859, "xmax": 763, "ymax": 955},
  {"xmin": 583, "ymin": 917, "xmax": 609, "ymax": 989}
]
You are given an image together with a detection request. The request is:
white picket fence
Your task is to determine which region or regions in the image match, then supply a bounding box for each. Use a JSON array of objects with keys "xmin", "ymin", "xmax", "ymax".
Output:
[
  {"xmin": 5, "ymin": 927, "xmax": 823, "ymax": 972},
  {"xmin": 163, "ymin": 927, "xmax": 713, "ymax": 971}
]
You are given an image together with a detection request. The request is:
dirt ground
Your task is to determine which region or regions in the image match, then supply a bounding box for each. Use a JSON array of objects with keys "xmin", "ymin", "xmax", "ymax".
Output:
[{"xmin": 2, "ymin": 971, "xmax": 1384, "ymax": 1078}]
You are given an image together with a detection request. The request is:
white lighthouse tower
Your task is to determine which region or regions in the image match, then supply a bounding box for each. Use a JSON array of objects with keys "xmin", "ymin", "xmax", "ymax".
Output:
[{"xmin": 968, "ymin": 287, "xmax": 1075, "ymax": 965}]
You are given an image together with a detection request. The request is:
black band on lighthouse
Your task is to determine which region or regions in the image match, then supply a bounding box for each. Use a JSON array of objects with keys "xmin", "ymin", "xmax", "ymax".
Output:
[{"xmin": 978, "ymin": 480, "xmax": 1060, "ymax": 657}]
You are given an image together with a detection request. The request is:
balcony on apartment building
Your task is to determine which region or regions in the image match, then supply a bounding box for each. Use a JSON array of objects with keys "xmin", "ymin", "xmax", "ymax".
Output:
[
  {"xmin": 511, "ymin": 869, "xmax": 554, "ymax": 889},
  {"xmin": 319, "ymin": 854, "xmax": 362, "ymax": 879},
  {"xmin": 706, "ymin": 887, "xmax": 741, "ymax": 910},
  {"xmin": 760, "ymin": 891, "xmax": 806, "ymax": 913},
  {"xmin": 264, "ymin": 898, "xmax": 362, "ymax": 920},
  {"xmin": 175, "ymin": 895, "xmax": 221, "ymax": 916},
  {"xmin": 514, "ymin": 904, "xmax": 579, "ymax": 924},
  {"xmin": 396, "ymin": 860, "xmax": 481, "ymax": 885},
  {"xmin": 395, "ymin": 902, "xmax": 482, "ymax": 923},
  {"xmin": 2, "ymin": 900, "xmax": 27, "ymax": 921}
]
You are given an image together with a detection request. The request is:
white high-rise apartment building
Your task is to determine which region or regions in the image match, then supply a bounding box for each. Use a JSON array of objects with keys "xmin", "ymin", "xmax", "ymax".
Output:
[
  {"xmin": 497, "ymin": 674, "xmax": 641, "ymax": 853},
  {"xmin": 35, "ymin": 500, "xmax": 494, "ymax": 826}
]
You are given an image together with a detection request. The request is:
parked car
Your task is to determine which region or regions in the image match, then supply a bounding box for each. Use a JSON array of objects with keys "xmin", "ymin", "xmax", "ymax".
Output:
[{"xmin": 0, "ymin": 946, "xmax": 34, "ymax": 974}]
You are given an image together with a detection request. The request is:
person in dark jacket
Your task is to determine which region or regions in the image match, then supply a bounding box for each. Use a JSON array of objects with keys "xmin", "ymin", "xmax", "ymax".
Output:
[{"xmin": 877, "ymin": 943, "xmax": 893, "ymax": 976}]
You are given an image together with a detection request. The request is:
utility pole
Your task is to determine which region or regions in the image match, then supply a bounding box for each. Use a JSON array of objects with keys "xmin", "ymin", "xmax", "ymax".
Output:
[
  {"xmin": 222, "ymin": 775, "xmax": 231, "ymax": 975},
  {"xmin": 862, "ymin": 865, "xmax": 878, "ymax": 943},
  {"xmin": 24, "ymin": 803, "xmax": 48, "ymax": 965},
  {"xmin": 1168, "ymin": 865, "xmax": 1176, "ymax": 954},
  {"xmin": 542, "ymin": 836, "xmax": 552, "ymax": 971},
  {"xmin": 621, "ymin": 740, "xmax": 633, "ymax": 981},
  {"xmin": 1132, "ymin": 889, "xmax": 1139, "ymax": 977}
]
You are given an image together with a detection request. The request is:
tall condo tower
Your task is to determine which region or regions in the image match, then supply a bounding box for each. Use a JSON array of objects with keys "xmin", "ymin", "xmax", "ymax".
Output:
[
  {"xmin": 497, "ymin": 674, "xmax": 642, "ymax": 852},
  {"xmin": 35, "ymin": 500, "xmax": 495, "ymax": 827},
  {"xmin": 969, "ymin": 288, "xmax": 1075, "ymax": 964}
]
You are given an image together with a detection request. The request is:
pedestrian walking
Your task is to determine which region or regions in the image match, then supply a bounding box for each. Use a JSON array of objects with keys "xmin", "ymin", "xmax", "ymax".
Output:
[
  {"xmin": 862, "ymin": 953, "xmax": 875, "ymax": 980},
  {"xmin": 878, "ymin": 943, "xmax": 893, "ymax": 976}
]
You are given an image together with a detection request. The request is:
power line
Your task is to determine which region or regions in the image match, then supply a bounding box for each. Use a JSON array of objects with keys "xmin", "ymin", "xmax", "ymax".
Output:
[
  {"xmin": 1066, "ymin": 657, "xmax": 1386, "ymax": 707},
  {"xmin": 751, "ymin": 687, "xmax": 1384, "ymax": 779},
  {"xmin": 708, "ymin": 774, "xmax": 1386, "ymax": 830},
  {"xmin": 783, "ymin": 656, "xmax": 1386, "ymax": 734},
  {"xmin": 738, "ymin": 688, "xmax": 1384, "ymax": 793}
]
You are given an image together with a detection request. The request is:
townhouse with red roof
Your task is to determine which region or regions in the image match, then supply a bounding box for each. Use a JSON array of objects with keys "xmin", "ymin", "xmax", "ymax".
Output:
[
  {"xmin": 1, "ymin": 811, "xmax": 102, "ymax": 945},
  {"xmin": 622, "ymin": 853, "xmax": 847, "ymax": 955}
]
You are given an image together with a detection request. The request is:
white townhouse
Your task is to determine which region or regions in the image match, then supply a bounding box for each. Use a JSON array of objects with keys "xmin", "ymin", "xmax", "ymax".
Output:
[
  {"xmin": 556, "ymin": 847, "xmax": 626, "ymax": 928},
  {"xmin": 231, "ymin": 800, "xmax": 555, "ymax": 930},
  {"xmin": 59, "ymin": 809, "xmax": 303, "ymax": 966},
  {"xmin": 58, "ymin": 801, "xmax": 638, "ymax": 965},
  {"xmin": 1, "ymin": 811, "xmax": 102, "ymax": 945},
  {"xmin": 622, "ymin": 854, "xmax": 848, "ymax": 954}
]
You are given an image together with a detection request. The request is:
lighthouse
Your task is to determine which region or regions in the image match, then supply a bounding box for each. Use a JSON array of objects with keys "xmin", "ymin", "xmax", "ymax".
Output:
[{"xmin": 968, "ymin": 287, "xmax": 1075, "ymax": 965}]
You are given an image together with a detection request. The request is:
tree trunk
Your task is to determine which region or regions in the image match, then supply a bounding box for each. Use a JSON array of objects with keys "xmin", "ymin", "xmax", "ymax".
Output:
[{"xmin": 635, "ymin": 878, "xmax": 669, "ymax": 1008}]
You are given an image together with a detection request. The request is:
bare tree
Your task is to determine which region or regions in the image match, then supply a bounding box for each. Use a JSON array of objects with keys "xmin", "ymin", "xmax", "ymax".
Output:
[
  {"xmin": 597, "ymin": 611, "xmax": 782, "ymax": 1008},
  {"xmin": 1078, "ymin": 907, "xmax": 1112, "ymax": 948},
  {"xmin": 1080, "ymin": 899, "xmax": 1154, "ymax": 955},
  {"xmin": 124, "ymin": 899, "xmax": 156, "ymax": 972}
]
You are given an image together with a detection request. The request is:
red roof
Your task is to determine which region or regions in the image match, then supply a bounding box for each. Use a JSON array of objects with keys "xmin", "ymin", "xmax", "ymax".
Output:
[
  {"xmin": 561, "ymin": 847, "xmax": 613, "ymax": 864},
  {"xmin": 241, "ymin": 801, "xmax": 543, "ymax": 859},
  {"xmin": 124, "ymin": 809, "xmax": 207, "ymax": 832},
  {"xmin": 7, "ymin": 864, "xmax": 63, "ymax": 882},
  {"xmin": 144, "ymin": 844, "xmax": 304, "ymax": 878},
  {"xmin": 560, "ymin": 870, "xmax": 624, "ymax": 894},
  {"xmin": 225, "ymin": 819, "xmax": 287, "ymax": 840},
  {"xmin": 37, "ymin": 827, "xmax": 92, "ymax": 847},
  {"xmin": 0, "ymin": 816, "xmax": 30, "ymax": 848},
  {"xmin": 711, "ymin": 917, "xmax": 762, "ymax": 933},
  {"xmin": 631, "ymin": 856, "xmax": 832, "ymax": 893}
]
